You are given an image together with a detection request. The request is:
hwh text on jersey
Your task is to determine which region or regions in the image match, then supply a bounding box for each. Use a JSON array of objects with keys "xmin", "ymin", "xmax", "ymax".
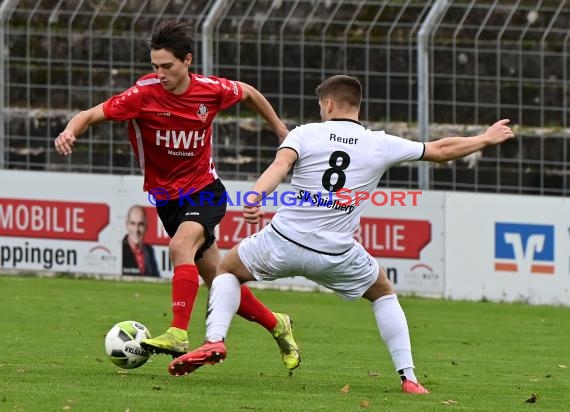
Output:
[{"xmin": 156, "ymin": 129, "xmax": 206, "ymax": 149}]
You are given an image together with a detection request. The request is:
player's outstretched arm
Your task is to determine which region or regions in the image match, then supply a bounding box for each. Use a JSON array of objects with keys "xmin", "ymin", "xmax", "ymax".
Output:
[
  {"xmin": 239, "ymin": 82, "xmax": 289, "ymax": 143},
  {"xmin": 244, "ymin": 148, "xmax": 298, "ymax": 224},
  {"xmin": 422, "ymin": 119, "xmax": 515, "ymax": 163},
  {"xmin": 54, "ymin": 104, "xmax": 106, "ymax": 155}
]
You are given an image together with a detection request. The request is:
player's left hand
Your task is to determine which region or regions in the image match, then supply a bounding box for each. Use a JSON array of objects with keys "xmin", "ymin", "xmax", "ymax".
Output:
[
  {"xmin": 484, "ymin": 119, "xmax": 515, "ymax": 144},
  {"xmin": 243, "ymin": 204, "xmax": 263, "ymax": 224}
]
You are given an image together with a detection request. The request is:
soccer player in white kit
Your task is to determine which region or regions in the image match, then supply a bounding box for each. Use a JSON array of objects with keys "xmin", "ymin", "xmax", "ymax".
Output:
[{"xmin": 168, "ymin": 75, "xmax": 515, "ymax": 394}]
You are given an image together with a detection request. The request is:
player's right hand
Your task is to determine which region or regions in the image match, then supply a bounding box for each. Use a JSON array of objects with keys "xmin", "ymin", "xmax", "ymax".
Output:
[{"xmin": 54, "ymin": 131, "xmax": 76, "ymax": 155}]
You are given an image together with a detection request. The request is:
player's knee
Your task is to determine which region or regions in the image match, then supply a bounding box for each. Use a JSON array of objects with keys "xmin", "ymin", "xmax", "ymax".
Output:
[
  {"xmin": 200, "ymin": 273, "xmax": 214, "ymax": 288},
  {"xmin": 168, "ymin": 237, "xmax": 200, "ymax": 264},
  {"xmin": 363, "ymin": 268, "xmax": 394, "ymax": 301},
  {"xmin": 377, "ymin": 267, "xmax": 394, "ymax": 293},
  {"xmin": 216, "ymin": 254, "xmax": 233, "ymax": 275}
]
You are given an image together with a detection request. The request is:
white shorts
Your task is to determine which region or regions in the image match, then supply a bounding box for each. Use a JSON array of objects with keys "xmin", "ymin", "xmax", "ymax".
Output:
[{"xmin": 238, "ymin": 224, "xmax": 379, "ymax": 300}]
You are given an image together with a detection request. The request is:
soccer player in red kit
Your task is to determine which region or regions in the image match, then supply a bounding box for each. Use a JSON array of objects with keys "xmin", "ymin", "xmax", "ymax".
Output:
[{"xmin": 54, "ymin": 19, "xmax": 300, "ymax": 371}]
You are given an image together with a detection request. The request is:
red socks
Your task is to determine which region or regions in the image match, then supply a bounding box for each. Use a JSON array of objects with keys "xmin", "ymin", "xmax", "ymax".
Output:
[
  {"xmin": 237, "ymin": 284, "xmax": 278, "ymax": 331},
  {"xmin": 170, "ymin": 264, "xmax": 200, "ymax": 330},
  {"xmin": 170, "ymin": 265, "xmax": 276, "ymax": 332}
]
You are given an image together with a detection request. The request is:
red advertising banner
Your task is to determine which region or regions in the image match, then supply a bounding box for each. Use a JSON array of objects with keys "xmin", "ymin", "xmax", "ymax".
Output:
[
  {"xmin": 0, "ymin": 198, "xmax": 109, "ymax": 241},
  {"xmin": 355, "ymin": 217, "xmax": 431, "ymax": 258},
  {"xmin": 143, "ymin": 206, "xmax": 170, "ymax": 246},
  {"xmin": 218, "ymin": 211, "xmax": 276, "ymax": 249},
  {"xmin": 217, "ymin": 211, "xmax": 431, "ymax": 259}
]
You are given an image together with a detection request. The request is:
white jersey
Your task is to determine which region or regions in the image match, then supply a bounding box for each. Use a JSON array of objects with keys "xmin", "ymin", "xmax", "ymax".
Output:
[{"xmin": 270, "ymin": 119, "xmax": 424, "ymax": 254}]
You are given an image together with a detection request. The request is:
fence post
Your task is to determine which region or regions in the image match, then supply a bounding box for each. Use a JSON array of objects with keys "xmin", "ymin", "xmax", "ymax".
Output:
[
  {"xmin": 0, "ymin": 0, "xmax": 20, "ymax": 170},
  {"xmin": 201, "ymin": 0, "xmax": 231, "ymax": 76},
  {"xmin": 417, "ymin": 0, "xmax": 450, "ymax": 189}
]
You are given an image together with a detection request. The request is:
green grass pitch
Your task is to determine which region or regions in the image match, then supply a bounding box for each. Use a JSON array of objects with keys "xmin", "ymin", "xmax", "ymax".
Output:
[{"xmin": 1, "ymin": 275, "xmax": 569, "ymax": 411}]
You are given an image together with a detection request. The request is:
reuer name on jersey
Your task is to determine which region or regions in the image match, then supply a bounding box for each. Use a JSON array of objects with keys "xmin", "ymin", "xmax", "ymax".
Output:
[{"xmin": 329, "ymin": 133, "xmax": 358, "ymax": 144}]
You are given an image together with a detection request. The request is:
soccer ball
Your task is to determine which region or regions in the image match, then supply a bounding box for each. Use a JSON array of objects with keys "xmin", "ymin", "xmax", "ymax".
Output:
[{"xmin": 104, "ymin": 320, "xmax": 151, "ymax": 369}]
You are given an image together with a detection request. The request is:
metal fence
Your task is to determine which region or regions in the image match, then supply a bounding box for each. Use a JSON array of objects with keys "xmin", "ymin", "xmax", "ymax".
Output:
[{"xmin": 1, "ymin": 0, "xmax": 568, "ymax": 195}]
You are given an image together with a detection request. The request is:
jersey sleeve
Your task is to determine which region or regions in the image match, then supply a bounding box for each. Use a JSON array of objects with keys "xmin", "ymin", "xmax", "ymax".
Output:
[
  {"xmin": 102, "ymin": 85, "xmax": 143, "ymax": 121},
  {"xmin": 216, "ymin": 77, "xmax": 243, "ymax": 110},
  {"xmin": 383, "ymin": 132, "xmax": 425, "ymax": 165},
  {"xmin": 278, "ymin": 126, "xmax": 302, "ymax": 158}
]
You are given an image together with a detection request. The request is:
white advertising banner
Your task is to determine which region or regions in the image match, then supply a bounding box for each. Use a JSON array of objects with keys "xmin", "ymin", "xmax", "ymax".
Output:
[
  {"xmin": 445, "ymin": 192, "xmax": 570, "ymax": 305},
  {"xmin": 0, "ymin": 171, "xmax": 173, "ymax": 279},
  {"xmin": 358, "ymin": 190, "xmax": 445, "ymax": 296},
  {"xmin": 6, "ymin": 170, "xmax": 568, "ymax": 305},
  {"xmin": 0, "ymin": 171, "xmax": 446, "ymax": 297},
  {"xmin": 0, "ymin": 171, "xmax": 122, "ymax": 275}
]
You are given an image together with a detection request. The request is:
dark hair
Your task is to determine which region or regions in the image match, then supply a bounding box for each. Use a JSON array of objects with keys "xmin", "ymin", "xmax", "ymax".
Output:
[
  {"xmin": 315, "ymin": 75, "xmax": 362, "ymax": 108},
  {"xmin": 149, "ymin": 19, "xmax": 194, "ymax": 61}
]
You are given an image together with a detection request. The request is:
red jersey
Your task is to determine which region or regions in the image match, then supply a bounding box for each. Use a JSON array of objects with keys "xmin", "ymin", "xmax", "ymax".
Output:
[{"xmin": 102, "ymin": 72, "xmax": 243, "ymax": 198}]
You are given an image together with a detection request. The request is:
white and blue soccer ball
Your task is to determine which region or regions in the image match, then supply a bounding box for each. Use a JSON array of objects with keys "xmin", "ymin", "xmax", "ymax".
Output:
[{"xmin": 104, "ymin": 320, "xmax": 151, "ymax": 369}]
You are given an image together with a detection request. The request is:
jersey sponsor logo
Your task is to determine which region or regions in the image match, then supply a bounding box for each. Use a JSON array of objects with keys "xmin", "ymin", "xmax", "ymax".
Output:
[
  {"xmin": 197, "ymin": 104, "xmax": 208, "ymax": 123},
  {"xmin": 494, "ymin": 222, "xmax": 555, "ymax": 274},
  {"xmin": 155, "ymin": 129, "xmax": 206, "ymax": 150},
  {"xmin": 167, "ymin": 150, "xmax": 194, "ymax": 157},
  {"xmin": 296, "ymin": 189, "xmax": 355, "ymax": 214}
]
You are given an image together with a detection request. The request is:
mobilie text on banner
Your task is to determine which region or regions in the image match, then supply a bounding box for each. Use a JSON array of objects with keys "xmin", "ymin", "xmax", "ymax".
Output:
[
  {"xmin": 216, "ymin": 210, "xmax": 431, "ymax": 260},
  {"xmin": 0, "ymin": 198, "xmax": 109, "ymax": 241}
]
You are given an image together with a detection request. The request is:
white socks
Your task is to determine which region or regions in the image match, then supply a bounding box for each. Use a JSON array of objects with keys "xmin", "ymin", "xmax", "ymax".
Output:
[
  {"xmin": 205, "ymin": 273, "xmax": 241, "ymax": 342},
  {"xmin": 206, "ymin": 279, "xmax": 419, "ymax": 382},
  {"xmin": 372, "ymin": 293, "xmax": 417, "ymax": 383}
]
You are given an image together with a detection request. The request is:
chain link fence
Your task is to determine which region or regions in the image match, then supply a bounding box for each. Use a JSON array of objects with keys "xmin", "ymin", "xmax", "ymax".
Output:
[{"xmin": 1, "ymin": 0, "xmax": 568, "ymax": 195}]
